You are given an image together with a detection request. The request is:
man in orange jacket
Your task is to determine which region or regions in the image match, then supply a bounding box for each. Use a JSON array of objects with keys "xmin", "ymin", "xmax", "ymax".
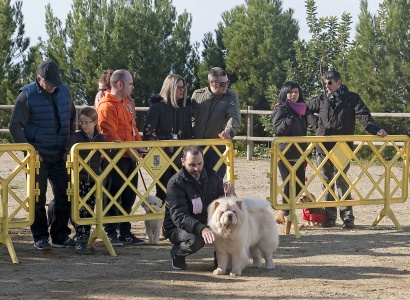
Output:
[{"xmin": 98, "ymin": 69, "xmax": 146, "ymax": 246}]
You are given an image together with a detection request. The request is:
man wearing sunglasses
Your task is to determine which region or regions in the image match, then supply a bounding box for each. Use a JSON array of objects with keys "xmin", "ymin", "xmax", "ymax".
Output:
[
  {"xmin": 191, "ymin": 67, "xmax": 241, "ymax": 179},
  {"xmin": 307, "ymin": 70, "xmax": 387, "ymax": 230}
]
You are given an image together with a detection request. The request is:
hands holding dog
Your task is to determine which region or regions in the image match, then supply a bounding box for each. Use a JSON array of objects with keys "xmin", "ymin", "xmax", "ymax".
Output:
[{"xmin": 202, "ymin": 227, "xmax": 215, "ymax": 244}]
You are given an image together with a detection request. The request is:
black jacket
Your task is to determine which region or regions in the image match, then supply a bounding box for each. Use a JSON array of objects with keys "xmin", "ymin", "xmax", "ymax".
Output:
[
  {"xmin": 163, "ymin": 164, "xmax": 224, "ymax": 237},
  {"xmin": 143, "ymin": 94, "xmax": 192, "ymax": 140},
  {"xmin": 307, "ymin": 85, "xmax": 381, "ymax": 154},
  {"xmin": 272, "ymin": 103, "xmax": 308, "ymax": 160},
  {"xmin": 65, "ymin": 129, "xmax": 106, "ymax": 182}
]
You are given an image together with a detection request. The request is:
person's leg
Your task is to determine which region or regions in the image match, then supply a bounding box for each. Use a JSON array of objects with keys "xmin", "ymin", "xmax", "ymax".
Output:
[
  {"xmin": 336, "ymin": 163, "xmax": 355, "ymax": 226},
  {"xmin": 168, "ymin": 227, "xmax": 205, "ymax": 269},
  {"xmin": 30, "ymin": 155, "xmax": 51, "ymax": 242},
  {"xmin": 204, "ymin": 147, "xmax": 226, "ymax": 180},
  {"xmin": 156, "ymin": 167, "xmax": 171, "ymax": 203},
  {"xmin": 277, "ymin": 160, "xmax": 290, "ymax": 217},
  {"xmin": 317, "ymin": 155, "xmax": 337, "ymax": 222},
  {"xmin": 101, "ymin": 159, "xmax": 120, "ymax": 238},
  {"xmin": 115, "ymin": 158, "xmax": 144, "ymax": 245},
  {"xmin": 75, "ymin": 181, "xmax": 94, "ymax": 241},
  {"xmin": 48, "ymin": 154, "xmax": 71, "ymax": 244}
]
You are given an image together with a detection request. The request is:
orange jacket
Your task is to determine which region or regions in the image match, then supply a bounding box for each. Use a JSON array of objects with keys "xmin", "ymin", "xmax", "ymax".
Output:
[{"xmin": 97, "ymin": 92, "xmax": 142, "ymax": 142}]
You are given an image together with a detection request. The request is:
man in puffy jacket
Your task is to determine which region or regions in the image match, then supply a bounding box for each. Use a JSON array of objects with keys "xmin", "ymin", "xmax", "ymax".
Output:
[
  {"xmin": 9, "ymin": 60, "xmax": 76, "ymax": 250},
  {"xmin": 164, "ymin": 145, "xmax": 235, "ymax": 270},
  {"xmin": 307, "ymin": 70, "xmax": 387, "ymax": 230}
]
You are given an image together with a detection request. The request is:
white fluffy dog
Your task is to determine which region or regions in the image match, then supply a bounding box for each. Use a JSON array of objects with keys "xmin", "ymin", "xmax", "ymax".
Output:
[
  {"xmin": 142, "ymin": 195, "xmax": 163, "ymax": 245},
  {"xmin": 208, "ymin": 197, "xmax": 279, "ymax": 276}
]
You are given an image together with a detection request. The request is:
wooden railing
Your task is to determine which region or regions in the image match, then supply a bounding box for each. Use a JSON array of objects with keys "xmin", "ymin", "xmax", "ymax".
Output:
[{"xmin": 2, "ymin": 105, "xmax": 410, "ymax": 159}]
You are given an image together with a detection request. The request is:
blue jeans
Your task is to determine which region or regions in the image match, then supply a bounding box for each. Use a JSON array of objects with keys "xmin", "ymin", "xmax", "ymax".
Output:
[
  {"xmin": 316, "ymin": 155, "xmax": 354, "ymax": 221},
  {"xmin": 31, "ymin": 152, "xmax": 71, "ymax": 242},
  {"xmin": 167, "ymin": 227, "xmax": 205, "ymax": 257}
]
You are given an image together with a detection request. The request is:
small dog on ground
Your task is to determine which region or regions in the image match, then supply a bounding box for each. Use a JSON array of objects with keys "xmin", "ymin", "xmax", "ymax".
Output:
[
  {"xmin": 142, "ymin": 195, "xmax": 164, "ymax": 245},
  {"xmin": 298, "ymin": 192, "xmax": 326, "ymax": 228}
]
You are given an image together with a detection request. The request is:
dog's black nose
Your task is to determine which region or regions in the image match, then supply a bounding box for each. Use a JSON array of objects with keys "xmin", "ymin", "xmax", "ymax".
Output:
[{"xmin": 228, "ymin": 214, "xmax": 232, "ymax": 221}]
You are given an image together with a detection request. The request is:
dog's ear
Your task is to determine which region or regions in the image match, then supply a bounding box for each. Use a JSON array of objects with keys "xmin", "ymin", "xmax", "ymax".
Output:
[
  {"xmin": 209, "ymin": 201, "xmax": 219, "ymax": 216},
  {"xmin": 236, "ymin": 200, "xmax": 243, "ymax": 210}
]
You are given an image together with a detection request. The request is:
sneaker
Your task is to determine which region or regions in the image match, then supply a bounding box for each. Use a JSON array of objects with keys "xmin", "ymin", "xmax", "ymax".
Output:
[
  {"xmin": 119, "ymin": 234, "xmax": 145, "ymax": 245},
  {"xmin": 75, "ymin": 241, "xmax": 91, "ymax": 255},
  {"xmin": 108, "ymin": 235, "xmax": 124, "ymax": 246},
  {"xmin": 321, "ymin": 218, "xmax": 336, "ymax": 228},
  {"xmin": 51, "ymin": 237, "xmax": 76, "ymax": 248},
  {"xmin": 342, "ymin": 219, "xmax": 355, "ymax": 229},
  {"xmin": 170, "ymin": 247, "xmax": 187, "ymax": 270},
  {"xmin": 34, "ymin": 238, "xmax": 51, "ymax": 250}
]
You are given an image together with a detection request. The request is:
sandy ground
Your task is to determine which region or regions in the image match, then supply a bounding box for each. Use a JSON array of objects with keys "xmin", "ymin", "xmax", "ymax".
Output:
[{"xmin": 1, "ymin": 155, "xmax": 410, "ymax": 300}]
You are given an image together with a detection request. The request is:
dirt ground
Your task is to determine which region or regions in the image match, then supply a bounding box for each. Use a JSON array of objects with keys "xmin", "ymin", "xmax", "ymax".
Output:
[{"xmin": 1, "ymin": 156, "xmax": 410, "ymax": 300}]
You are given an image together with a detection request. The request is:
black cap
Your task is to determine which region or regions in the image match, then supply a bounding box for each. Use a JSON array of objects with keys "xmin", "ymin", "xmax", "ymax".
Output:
[{"xmin": 37, "ymin": 61, "xmax": 63, "ymax": 87}]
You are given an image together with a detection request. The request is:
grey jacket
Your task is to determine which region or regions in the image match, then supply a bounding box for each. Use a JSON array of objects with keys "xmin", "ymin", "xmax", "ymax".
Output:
[{"xmin": 191, "ymin": 87, "xmax": 241, "ymax": 139}]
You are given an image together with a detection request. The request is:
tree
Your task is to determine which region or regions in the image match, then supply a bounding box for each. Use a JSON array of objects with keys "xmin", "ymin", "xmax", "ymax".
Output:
[
  {"xmin": 222, "ymin": 0, "xmax": 299, "ymax": 111},
  {"xmin": 347, "ymin": 0, "xmax": 410, "ymax": 135},
  {"xmin": 285, "ymin": 0, "xmax": 353, "ymax": 100},
  {"xmin": 0, "ymin": 0, "xmax": 30, "ymax": 141},
  {"xmin": 39, "ymin": 0, "xmax": 198, "ymax": 107},
  {"xmin": 197, "ymin": 24, "xmax": 227, "ymax": 88},
  {"xmin": 0, "ymin": 0, "xmax": 30, "ymax": 105}
]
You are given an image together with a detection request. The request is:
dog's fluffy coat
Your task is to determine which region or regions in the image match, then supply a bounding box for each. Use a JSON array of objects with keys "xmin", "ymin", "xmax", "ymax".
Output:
[
  {"xmin": 208, "ymin": 197, "xmax": 279, "ymax": 276},
  {"xmin": 142, "ymin": 195, "xmax": 163, "ymax": 245}
]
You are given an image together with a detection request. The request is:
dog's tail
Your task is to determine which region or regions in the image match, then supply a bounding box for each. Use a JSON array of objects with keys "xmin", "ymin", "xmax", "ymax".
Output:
[{"xmin": 243, "ymin": 198, "xmax": 271, "ymax": 212}]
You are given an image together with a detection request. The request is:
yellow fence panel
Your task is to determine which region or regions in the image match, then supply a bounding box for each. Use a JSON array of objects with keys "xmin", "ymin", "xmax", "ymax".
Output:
[
  {"xmin": 0, "ymin": 144, "xmax": 38, "ymax": 263},
  {"xmin": 67, "ymin": 139, "xmax": 235, "ymax": 256},
  {"xmin": 269, "ymin": 135, "xmax": 409, "ymax": 238}
]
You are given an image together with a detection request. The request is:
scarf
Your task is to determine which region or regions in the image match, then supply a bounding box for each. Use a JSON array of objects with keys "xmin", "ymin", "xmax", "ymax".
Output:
[{"xmin": 286, "ymin": 99, "xmax": 307, "ymax": 116}]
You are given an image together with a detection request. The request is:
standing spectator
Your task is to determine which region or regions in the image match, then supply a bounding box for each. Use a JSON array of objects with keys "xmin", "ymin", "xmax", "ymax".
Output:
[
  {"xmin": 307, "ymin": 70, "xmax": 387, "ymax": 229},
  {"xmin": 97, "ymin": 69, "xmax": 146, "ymax": 246},
  {"xmin": 94, "ymin": 69, "xmax": 112, "ymax": 110},
  {"xmin": 143, "ymin": 74, "xmax": 192, "ymax": 202},
  {"xmin": 65, "ymin": 107, "xmax": 106, "ymax": 254},
  {"xmin": 163, "ymin": 145, "xmax": 235, "ymax": 270},
  {"xmin": 9, "ymin": 60, "xmax": 76, "ymax": 249},
  {"xmin": 272, "ymin": 81, "xmax": 308, "ymax": 223},
  {"xmin": 191, "ymin": 67, "xmax": 241, "ymax": 179}
]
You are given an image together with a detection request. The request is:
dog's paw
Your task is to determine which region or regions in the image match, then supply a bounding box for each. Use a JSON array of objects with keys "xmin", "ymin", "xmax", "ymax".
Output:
[
  {"xmin": 229, "ymin": 270, "xmax": 242, "ymax": 276},
  {"xmin": 213, "ymin": 268, "xmax": 225, "ymax": 275},
  {"xmin": 264, "ymin": 260, "xmax": 275, "ymax": 270}
]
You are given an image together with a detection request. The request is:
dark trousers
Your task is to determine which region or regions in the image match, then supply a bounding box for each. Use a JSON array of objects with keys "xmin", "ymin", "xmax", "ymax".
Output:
[
  {"xmin": 277, "ymin": 160, "xmax": 305, "ymax": 216},
  {"xmin": 31, "ymin": 152, "xmax": 71, "ymax": 242},
  {"xmin": 167, "ymin": 227, "xmax": 205, "ymax": 257},
  {"xmin": 204, "ymin": 147, "xmax": 226, "ymax": 180},
  {"xmin": 102, "ymin": 157, "xmax": 138, "ymax": 237},
  {"xmin": 316, "ymin": 155, "xmax": 354, "ymax": 221},
  {"xmin": 75, "ymin": 180, "xmax": 96, "ymax": 241},
  {"xmin": 156, "ymin": 147, "xmax": 181, "ymax": 202}
]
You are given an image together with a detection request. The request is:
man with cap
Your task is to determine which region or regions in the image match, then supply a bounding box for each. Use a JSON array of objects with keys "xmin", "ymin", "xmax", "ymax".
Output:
[{"xmin": 9, "ymin": 60, "xmax": 76, "ymax": 250}]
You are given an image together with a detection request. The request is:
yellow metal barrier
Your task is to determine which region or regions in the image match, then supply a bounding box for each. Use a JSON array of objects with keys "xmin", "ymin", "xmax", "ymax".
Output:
[
  {"xmin": 0, "ymin": 144, "xmax": 38, "ymax": 263},
  {"xmin": 269, "ymin": 135, "xmax": 409, "ymax": 238},
  {"xmin": 67, "ymin": 139, "xmax": 235, "ymax": 256}
]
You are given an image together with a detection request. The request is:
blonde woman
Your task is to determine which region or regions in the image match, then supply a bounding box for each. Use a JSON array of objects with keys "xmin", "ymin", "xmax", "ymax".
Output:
[{"xmin": 143, "ymin": 74, "xmax": 192, "ymax": 201}]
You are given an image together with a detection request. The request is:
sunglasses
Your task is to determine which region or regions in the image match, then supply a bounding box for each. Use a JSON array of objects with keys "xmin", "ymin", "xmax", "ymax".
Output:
[
  {"xmin": 214, "ymin": 80, "xmax": 230, "ymax": 87},
  {"xmin": 325, "ymin": 81, "xmax": 333, "ymax": 86}
]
